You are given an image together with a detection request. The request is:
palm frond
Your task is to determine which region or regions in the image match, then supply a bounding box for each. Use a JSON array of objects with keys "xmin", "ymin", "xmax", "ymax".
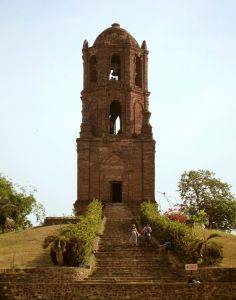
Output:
[
  {"xmin": 53, "ymin": 236, "xmax": 68, "ymax": 253},
  {"xmin": 195, "ymin": 241, "xmax": 204, "ymax": 254},
  {"xmin": 42, "ymin": 235, "xmax": 56, "ymax": 249},
  {"xmin": 206, "ymin": 233, "xmax": 221, "ymax": 241}
]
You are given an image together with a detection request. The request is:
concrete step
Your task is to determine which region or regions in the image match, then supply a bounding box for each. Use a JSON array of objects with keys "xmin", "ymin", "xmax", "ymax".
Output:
[
  {"xmin": 95, "ymin": 259, "xmax": 165, "ymax": 263},
  {"xmin": 92, "ymin": 272, "xmax": 175, "ymax": 277},
  {"xmin": 96, "ymin": 260, "xmax": 167, "ymax": 264},
  {"xmin": 83, "ymin": 279, "xmax": 177, "ymax": 284},
  {"xmin": 95, "ymin": 254, "xmax": 161, "ymax": 258},
  {"xmin": 96, "ymin": 265, "xmax": 169, "ymax": 269},
  {"xmin": 87, "ymin": 276, "xmax": 175, "ymax": 281},
  {"xmin": 97, "ymin": 248, "xmax": 159, "ymax": 253},
  {"xmin": 97, "ymin": 251, "xmax": 159, "ymax": 255}
]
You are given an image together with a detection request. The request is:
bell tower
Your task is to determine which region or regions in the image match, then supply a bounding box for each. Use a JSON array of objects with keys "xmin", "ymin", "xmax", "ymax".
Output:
[{"xmin": 74, "ymin": 23, "xmax": 155, "ymax": 214}]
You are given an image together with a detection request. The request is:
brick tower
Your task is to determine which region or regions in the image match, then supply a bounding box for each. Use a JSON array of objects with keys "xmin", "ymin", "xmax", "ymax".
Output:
[{"xmin": 74, "ymin": 23, "xmax": 155, "ymax": 214}]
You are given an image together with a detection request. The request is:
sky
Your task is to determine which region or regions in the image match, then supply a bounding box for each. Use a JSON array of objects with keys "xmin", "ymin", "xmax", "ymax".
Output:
[{"xmin": 0, "ymin": 0, "xmax": 235, "ymax": 223}]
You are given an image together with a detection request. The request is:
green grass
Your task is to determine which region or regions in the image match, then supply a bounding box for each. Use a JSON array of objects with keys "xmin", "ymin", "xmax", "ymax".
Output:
[
  {"xmin": 0, "ymin": 225, "xmax": 65, "ymax": 269},
  {"xmin": 193, "ymin": 227, "xmax": 236, "ymax": 268}
]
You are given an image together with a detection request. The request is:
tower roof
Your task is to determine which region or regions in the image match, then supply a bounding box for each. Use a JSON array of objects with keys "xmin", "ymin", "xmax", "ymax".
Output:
[{"xmin": 93, "ymin": 23, "xmax": 139, "ymax": 48}]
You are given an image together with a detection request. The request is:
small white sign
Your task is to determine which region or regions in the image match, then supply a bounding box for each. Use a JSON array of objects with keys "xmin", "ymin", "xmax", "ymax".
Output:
[{"xmin": 185, "ymin": 264, "xmax": 198, "ymax": 271}]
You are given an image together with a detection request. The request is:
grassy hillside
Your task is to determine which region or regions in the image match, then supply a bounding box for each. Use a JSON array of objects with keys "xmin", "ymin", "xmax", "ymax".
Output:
[
  {"xmin": 0, "ymin": 225, "xmax": 235, "ymax": 269},
  {"xmin": 193, "ymin": 227, "xmax": 236, "ymax": 268},
  {"xmin": 0, "ymin": 225, "xmax": 64, "ymax": 269}
]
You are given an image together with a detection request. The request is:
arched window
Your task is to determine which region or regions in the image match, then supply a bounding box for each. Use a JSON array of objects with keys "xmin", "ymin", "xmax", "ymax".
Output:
[
  {"xmin": 90, "ymin": 55, "xmax": 97, "ymax": 82},
  {"xmin": 135, "ymin": 55, "xmax": 142, "ymax": 87},
  {"xmin": 109, "ymin": 101, "xmax": 122, "ymax": 134},
  {"xmin": 109, "ymin": 54, "xmax": 121, "ymax": 81}
]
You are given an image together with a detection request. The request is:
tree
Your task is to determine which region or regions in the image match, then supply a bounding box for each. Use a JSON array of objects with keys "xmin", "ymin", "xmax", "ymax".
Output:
[
  {"xmin": 0, "ymin": 197, "xmax": 16, "ymax": 233},
  {"xmin": 191, "ymin": 210, "xmax": 209, "ymax": 227},
  {"xmin": 178, "ymin": 170, "xmax": 236, "ymax": 231},
  {"xmin": 0, "ymin": 174, "xmax": 45, "ymax": 233}
]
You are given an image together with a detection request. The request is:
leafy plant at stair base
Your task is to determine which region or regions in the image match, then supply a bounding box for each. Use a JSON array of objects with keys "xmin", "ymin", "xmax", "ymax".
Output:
[
  {"xmin": 43, "ymin": 235, "xmax": 68, "ymax": 265},
  {"xmin": 194, "ymin": 233, "xmax": 223, "ymax": 265},
  {"xmin": 62, "ymin": 237, "xmax": 86, "ymax": 266},
  {"xmin": 43, "ymin": 199, "xmax": 103, "ymax": 266}
]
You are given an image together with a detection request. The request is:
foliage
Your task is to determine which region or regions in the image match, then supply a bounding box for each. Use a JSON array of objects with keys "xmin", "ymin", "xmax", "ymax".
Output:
[
  {"xmin": 43, "ymin": 234, "xmax": 68, "ymax": 265},
  {"xmin": 178, "ymin": 170, "xmax": 236, "ymax": 231},
  {"xmin": 43, "ymin": 199, "xmax": 103, "ymax": 266},
  {"xmin": 63, "ymin": 237, "xmax": 86, "ymax": 266},
  {"xmin": 50, "ymin": 248, "xmax": 58, "ymax": 265},
  {"xmin": 163, "ymin": 205, "xmax": 188, "ymax": 224},
  {"xmin": 194, "ymin": 233, "xmax": 223, "ymax": 265},
  {"xmin": 0, "ymin": 175, "xmax": 45, "ymax": 233},
  {"xmin": 0, "ymin": 198, "xmax": 16, "ymax": 233},
  {"xmin": 191, "ymin": 210, "xmax": 209, "ymax": 227},
  {"xmin": 140, "ymin": 201, "xmax": 201, "ymax": 263}
]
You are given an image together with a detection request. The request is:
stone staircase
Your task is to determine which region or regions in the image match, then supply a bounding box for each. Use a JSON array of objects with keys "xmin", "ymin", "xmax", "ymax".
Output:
[{"xmin": 86, "ymin": 203, "xmax": 182, "ymax": 284}]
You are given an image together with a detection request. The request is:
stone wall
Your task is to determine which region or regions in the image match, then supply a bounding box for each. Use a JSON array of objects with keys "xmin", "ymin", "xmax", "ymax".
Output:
[
  {"xmin": 0, "ymin": 282, "xmax": 235, "ymax": 300},
  {"xmin": 0, "ymin": 267, "xmax": 90, "ymax": 283},
  {"xmin": 195, "ymin": 267, "xmax": 236, "ymax": 282},
  {"xmin": 43, "ymin": 217, "xmax": 78, "ymax": 226},
  {"xmin": 0, "ymin": 267, "xmax": 235, "ymax": 299},
  {"xmin": 1, "ymin": 266, "xmax": 234, "ymax": 284}
]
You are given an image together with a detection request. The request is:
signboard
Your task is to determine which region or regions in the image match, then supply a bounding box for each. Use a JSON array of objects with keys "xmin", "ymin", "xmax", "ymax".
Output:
[{"xmin": 185, "ymin": 264, "xmax": 198, "ymax": 271}]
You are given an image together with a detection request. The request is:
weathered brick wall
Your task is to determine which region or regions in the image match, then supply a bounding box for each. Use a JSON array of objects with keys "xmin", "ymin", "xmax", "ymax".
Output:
[
  {"xmin": 0, "ymin": 282, "xmax": 235, "ymax": 300},
  {"xmin": 0, "ymin": 267, "xmax": 235, "ymax": 299},
  {"xmin": 3, "ymin": 267, "xmax": 233, "ymax": 284},
  {"xmin": 0, "ymin": 267, "xmax": 90, "ymax": 283},
  {"xmin": 195, "ymin": 267, "xmax": 236, "ymax": 282},
  {"xmin": 75, "ymin": 138, "xmax": 155, "ymax": 213}
]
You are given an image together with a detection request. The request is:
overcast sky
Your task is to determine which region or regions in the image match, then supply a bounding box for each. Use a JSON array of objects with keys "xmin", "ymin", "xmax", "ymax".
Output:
[{"xmin": 0, "ymin": 0, "xmax": 235, "ymax": 222}]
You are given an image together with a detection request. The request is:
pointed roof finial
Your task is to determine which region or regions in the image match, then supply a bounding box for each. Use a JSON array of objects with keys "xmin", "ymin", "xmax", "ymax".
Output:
[
  {"xmin": 83, "ymin": 39, "xmax": 88, "ymax": 49},
  {"xmin": 141, "ymin": 40, "xmax": 147, "ymax": 50}
]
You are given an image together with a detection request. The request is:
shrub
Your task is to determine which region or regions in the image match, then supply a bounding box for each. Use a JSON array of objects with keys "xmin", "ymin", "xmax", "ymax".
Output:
[
  {"xmin": 43, "ymin": 235, "xmax": 68, "ymax": 265},
  {"xmin": 50, "ymin": 249, "xmax": 58, "ymax": 265},
  {"xmin": 201, "ymin": 241, "xmax": 223, "ymax": 265},
  {"xmin": 140, "ymin": 201, "xmax": 201, "ymax": 263},
  {"xmin": 43, "ymin": 199, "xmax": 103, "ymax": 266},
  {"xmin": 195, "ymin": 233, "xmax": 223, "ymax": 265},
  {"xmin": 63, "ymin": 237, "xmax": 86, "ymax": 266},
  {"xmin": 163, "ymin": 208, "xmax": 188, "ymax": 224}
]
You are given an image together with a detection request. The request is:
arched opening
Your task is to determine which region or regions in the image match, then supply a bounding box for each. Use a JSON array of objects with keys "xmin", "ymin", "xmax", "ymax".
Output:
[
  {"xmin": 109, "ymin": 101, "xmax": 122, "ymax": 134},
  {"xmin": 109, "ymin": 54, "xmax": 121, "ymax": 81},
  {"xmin": 135, "ymin": 55, "xmax": 142, "ymax": 87},
  {"xmin": 90, "ymin": 55, "xmax": 97, "ymax": 82}
]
